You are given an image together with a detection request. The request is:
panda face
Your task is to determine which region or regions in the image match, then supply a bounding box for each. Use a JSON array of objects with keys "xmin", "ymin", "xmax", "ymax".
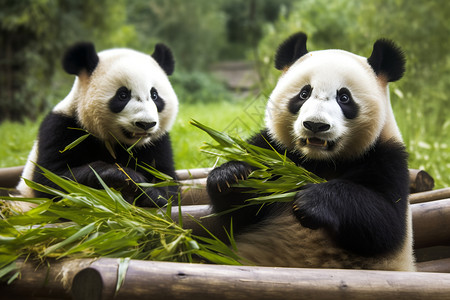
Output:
[
  {"xmin": 72, "ymin": 48, "xmax": 178, "ymax": 146},
  {"xmin": 266, "ymin": 50, "xmax": 387, "ymax": 161}
]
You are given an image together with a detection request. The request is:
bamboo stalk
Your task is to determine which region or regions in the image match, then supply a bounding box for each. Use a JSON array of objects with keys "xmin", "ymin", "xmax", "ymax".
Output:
[
  {"xmin": 2, "ymin": 258, "xmax": 450, "ymax": 300},
  {"xmin": 409, "ymin": 188, "xmax": 450, "ymax": 204}
]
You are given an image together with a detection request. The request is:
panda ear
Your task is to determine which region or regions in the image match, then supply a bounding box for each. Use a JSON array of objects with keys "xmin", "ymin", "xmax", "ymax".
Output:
[
  {"xmin": 367, "ymin": 39, "xmax": 406, "ymax": 82},
  {"xmin": 62, "ymin": 42, "xmax": 99, "ymax": 76},
  {"xmin": 152, "ymin": 43, "xmax": 175, "ymax": 76},
  {"xmin": 274, "ymin": 32, "xmax": 308, "ymax": 70}
]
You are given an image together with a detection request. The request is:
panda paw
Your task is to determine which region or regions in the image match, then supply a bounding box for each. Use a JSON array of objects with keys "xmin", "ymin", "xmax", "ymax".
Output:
[
  {"xmin": 292, "ymin": 184, "xmax": 339, "ymax": 231},
  {"xmin": 207, "ymin": 161, "xmax": 252, "ymax": 196}
]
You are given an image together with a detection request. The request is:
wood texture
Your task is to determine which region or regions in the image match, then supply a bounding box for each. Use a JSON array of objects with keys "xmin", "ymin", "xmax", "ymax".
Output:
[
  {"xmin": 3, "ymin": 258, "xmax": 450, "ymax": 300},
  {"xmin": 409, "ymin": 169, "xmax": 434, "ymax": 193},
  {"xmin": 409, "ymin": 188, "xmax": 450, "ymax": 204}
]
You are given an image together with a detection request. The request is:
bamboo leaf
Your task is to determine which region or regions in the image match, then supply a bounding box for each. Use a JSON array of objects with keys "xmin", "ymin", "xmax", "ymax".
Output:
[
  {"xmin": 43, "ymin": 222, "xmax": 97, "ymax": 256},
  {"xmin": 116, "ymin": 257, "xmax": 130, "ymax": 294},
  {"xmin": 59, "ymin": 134, "xmax": 90, "ymax": 153}
]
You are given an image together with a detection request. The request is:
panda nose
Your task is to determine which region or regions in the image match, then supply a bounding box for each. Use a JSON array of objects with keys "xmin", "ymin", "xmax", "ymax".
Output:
[
  {"xmin": 135, "ymin": 121, "xmax": 157, "ymax": 130},
  {"xmin": 303, "ymin": 121, "xmax": 330, "ymax": 133}
]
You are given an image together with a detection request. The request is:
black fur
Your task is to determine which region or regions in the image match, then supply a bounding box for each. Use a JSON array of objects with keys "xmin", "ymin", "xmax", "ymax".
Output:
[
  {"xmin": 288, "ymin": 85, "xmax": 311, "ymax": 114},
  {"xmin": 367, "ymin": 39, "xmax": 406, "ymax": 82},
  {"xmin": 336, "ymin": 88, "xmax": 359, "ymax": 119},
  {"xmin": 62, "ymin": 42, "xmax": 99, "ymax": 76},
  {"xmin": 274, "ymin": 32, "xmax": 308, "ymax": 70},
  {"xmin": 109, "ymin": 87, "xmax": 132, "ymax": 113},
  {"xmin": 32, "ymin": 112, "xmax": 177, "ymax": 207},
  {"xmin": 152, "ymin": 43, "xmax": 175, "ymax": 76},
  {"xmin": 207, "ymin": 129, "xmax": 409, "ymax": 256},
  {"xmin": 151, "ymin": 87, "xmax": 165, "ymax": 112}
]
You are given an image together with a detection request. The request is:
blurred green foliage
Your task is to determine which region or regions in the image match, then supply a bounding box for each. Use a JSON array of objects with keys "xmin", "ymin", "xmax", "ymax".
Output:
[{"xmin": 0, "ymin": 0, "xmax": 283, "ymax": 121}]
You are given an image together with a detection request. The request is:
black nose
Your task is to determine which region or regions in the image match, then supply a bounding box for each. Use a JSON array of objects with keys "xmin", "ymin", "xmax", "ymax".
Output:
[
  {"xmin": 135, "ymin": 121, "xmax": 157, "ymax": 130},
  {"xmin": 303, "ymin": 121, "xmax": 330, "ymax": 133}
]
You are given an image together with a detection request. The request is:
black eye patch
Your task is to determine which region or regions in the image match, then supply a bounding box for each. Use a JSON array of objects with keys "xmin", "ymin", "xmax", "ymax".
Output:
[
  {"xmin": 288, "ymin": 84, "xmax": 312, "ymax": 114},
  {"xmin": 336, "ymin": 87, "xmax": 359, "ymax": 119},
  {"xmin": 151, "ymin": 87, "xmax": 165, "ymax": 112},
  {"xmin": 109, "ymin": 86, "xmax": 131, "ymax": 113}
]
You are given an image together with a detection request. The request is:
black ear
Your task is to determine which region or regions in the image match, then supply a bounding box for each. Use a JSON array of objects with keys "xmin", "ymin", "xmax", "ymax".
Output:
[
  {"xmin": 367, "ymin": 39, "xmax": 405, "ymax": 82},
  {"xmin": 62, "ymin": 42, "xmax": 99, "ymax": 76},
  {"xmin": 275, "ymin": 32, "xmax": 308, "ymax": 70},
  {"xmin": 152, "ymin": 43, "xmax": 175, "ymax": 76}
]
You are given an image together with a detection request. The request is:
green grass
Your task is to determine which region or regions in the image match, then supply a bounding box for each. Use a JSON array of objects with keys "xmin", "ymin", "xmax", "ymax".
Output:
[{"xmin": 0, "ymin": 94, "xmax": 449, "ymax": 189}]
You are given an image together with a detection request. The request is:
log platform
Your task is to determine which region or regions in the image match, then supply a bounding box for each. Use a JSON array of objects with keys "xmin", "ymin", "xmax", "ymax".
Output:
[{"xmin": 1, "ymin": 166, "xmax": 449, "ymax": 299}]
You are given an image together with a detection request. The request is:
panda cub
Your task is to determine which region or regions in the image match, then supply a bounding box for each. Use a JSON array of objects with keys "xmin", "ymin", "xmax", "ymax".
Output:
[
  {"xmin": 17, "ymin": 42, "xmax": 179, "ymax": 207},
  {"xmin": 207, "ymin": 32, "xmax": 415, "ymax": 271}
]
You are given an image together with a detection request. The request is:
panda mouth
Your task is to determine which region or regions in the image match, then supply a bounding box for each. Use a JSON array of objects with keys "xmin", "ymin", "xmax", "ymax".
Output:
[
  {"xmin": 122, "ymin": 128, "xmax": 150, "ymax": 140},
  {"xmin": 300, "ymin": 138, "xmax": 335, "ymax": 150}
]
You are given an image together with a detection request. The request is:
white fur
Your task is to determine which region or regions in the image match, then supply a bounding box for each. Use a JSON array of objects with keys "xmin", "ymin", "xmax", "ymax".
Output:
[
  {"xmin": 56, "ymin": 48, "xmax": 178, "ymax": 147},
  {"xmin": 266, "ymin": 50, "xmax": 400, "ymax": 161},
  {"xmin": 236, "ymin": 210, "xmax": 415, "ymax": 271}
]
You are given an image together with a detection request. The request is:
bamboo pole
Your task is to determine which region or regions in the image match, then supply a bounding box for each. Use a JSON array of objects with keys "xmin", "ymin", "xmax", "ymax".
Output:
[{"xmin": 2, "ymin": 258, "xmax": 450, "ymax": 300}]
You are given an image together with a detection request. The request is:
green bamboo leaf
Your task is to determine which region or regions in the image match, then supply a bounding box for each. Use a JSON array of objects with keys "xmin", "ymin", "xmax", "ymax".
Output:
[
  {"xmin": 116, "ymin": 257, "xmax": 130, "ymax": 294},
  {"xmin": 190, "ymin": 119, "xmax": 236, "ymax": 147},
  {"xmin": 195, "ymin": 250, "xmax": 242, "ymax": 265},
  {"xmin": 43, "ymin": 222, "xmax": 97, "ymax": 256},
  {"xmin": 59, "ymin": 133, "xmax": 90, "ymax": 153},
  {"xmin": 137, "ymin": 163, "xmax": 173, "ymax": 181}
]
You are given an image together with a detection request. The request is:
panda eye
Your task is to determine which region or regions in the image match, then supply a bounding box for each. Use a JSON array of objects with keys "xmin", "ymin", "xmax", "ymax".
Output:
[
  {"xmin": 299, "ymin": 85, "xmax": 312, "ymax": 101},
  {"xmin": 117, "ymin": 87, "xmax": 130, "ymax": 101},
  {"xmin": 150, "ymin": 87, "xmax": 159, "ymax": 101},
  {"xmin": 337, "ymin": 88, "xmax": 352, "ymax": 104},
  {"xmin": 339, "ymin": 94, "xmax": 349, "ymax": 103}
]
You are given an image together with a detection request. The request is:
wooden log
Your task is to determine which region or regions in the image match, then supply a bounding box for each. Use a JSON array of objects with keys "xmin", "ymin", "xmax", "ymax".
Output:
[
  {"xmin": 412, "ymin": 199, "xmax": 450, "ymax": 248},
  {"xmin": 0, "ymin": 166, "xmax": 435, "ymax": 194},
  {"xmin": 0, "ymin": 166, "xmax": 23, "ymax": 189},
  {"xmin": 409, "ymin": 188, "xmax": 450, "ymax": 204},
  {"xmin": 409, "ymin": 169, "xmax": 434, "ymax": 193},
  {"xmin": 417, "ymin": 258, "xmax": 450, "ymax": 273},
  {"xmin": 176, "ymin": 167, "xmax": 212, "ymax": 180},
  {"xmin": 169, "ymin": 200, "xmax": 450, "ymax": 251},
  {"xmin": 2, "ymin": 258, "xmax": 450, "ymax": 300}
]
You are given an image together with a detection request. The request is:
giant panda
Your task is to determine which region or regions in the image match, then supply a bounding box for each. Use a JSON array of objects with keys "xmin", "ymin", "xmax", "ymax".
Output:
[
  {"xmin": 207, "ymin": 32, "xmax": 415, "ymax": 271},
  {"xmin": 16, "ymin": 42, "xmax": 179, "ymax": 207}
]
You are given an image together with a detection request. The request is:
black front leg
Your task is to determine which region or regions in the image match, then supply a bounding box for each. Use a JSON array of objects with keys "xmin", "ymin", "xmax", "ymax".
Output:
[
  {"xmin": 207, "ymin": 161, "xmax": 272, "ymax": 232},
  {"xmin": 292, "ymin": 179, "xmax": 407, "ymax": 256}
]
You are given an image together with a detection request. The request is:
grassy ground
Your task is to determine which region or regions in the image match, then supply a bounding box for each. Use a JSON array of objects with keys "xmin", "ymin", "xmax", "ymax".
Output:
[{"xmin": 0, "ymin": 95, "xmax": 448, "ymax": 189}]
